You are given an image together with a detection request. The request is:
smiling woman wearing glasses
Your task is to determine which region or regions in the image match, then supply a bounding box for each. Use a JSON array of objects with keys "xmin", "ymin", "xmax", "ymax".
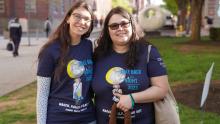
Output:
[
  {"xmin": 36, "ymin": 1, "xmax": 96, "ymax": 124},
  {"xmin": 92, "ymin": 7, "xmax": 169, "ymax": 124}
]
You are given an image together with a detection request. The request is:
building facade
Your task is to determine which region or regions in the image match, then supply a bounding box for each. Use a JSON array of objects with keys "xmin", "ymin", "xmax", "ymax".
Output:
[
  {"xmin": 0, "ymin": 0, "xmax": 111, "ymax": 34},
  {"xmin": 203, "ymin": 0, "xmax": 220, "ymax": 27},
  {"xmin": 0, "ymin": 0, "xmax": 49, "ymax": 33}
]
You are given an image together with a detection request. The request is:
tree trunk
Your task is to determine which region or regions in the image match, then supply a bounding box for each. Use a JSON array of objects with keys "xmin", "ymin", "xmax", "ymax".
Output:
[
  {"xmin": 175, "ymin": 0, "xmax": 188, "ymax": 30},
  {"xmin": 190, "ymin": 0, "xmax": 205, "ymax": 42}
]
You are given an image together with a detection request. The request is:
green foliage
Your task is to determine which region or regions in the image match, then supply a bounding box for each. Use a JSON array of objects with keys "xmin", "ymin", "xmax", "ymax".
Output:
[
  {"xmin": 112, "ymin": 0, "xmax": 133, "ymax": 14},
  {"xmin": 210, "ymin": 28, "xmax": 220, "ymax": 41},
  {"xmin": 163, "ymin": 0, "xmax": 178, "ymax": 15}
]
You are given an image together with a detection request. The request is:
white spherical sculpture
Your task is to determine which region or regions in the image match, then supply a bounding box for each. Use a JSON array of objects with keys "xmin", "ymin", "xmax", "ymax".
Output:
[{"xmin": 138, "ymin": 6, "xmax": 166, "ymax": 32}]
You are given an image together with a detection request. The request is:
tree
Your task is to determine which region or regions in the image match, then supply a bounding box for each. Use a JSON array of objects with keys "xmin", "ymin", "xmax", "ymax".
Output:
[
  {"xmin": 112, "ymin": 0, "xmax": 133, "ymax": 13},
  {"xmin": 175, "ymin": 0, "xmax": 189, "ymax": 30},
  {"xmin": 190, "ymin": 0, "xmax": 205, "ymax": 42},
  {"xmin": 164, "ymin": 0, "xmax": 205, "ymax": 42},
  {"xmin": 163, "ymin": 0, "xmax": 178, "ymax": 15},
  {"xmin": 164, "ymin": 0, "xmax": 189, "ymax": 30}
]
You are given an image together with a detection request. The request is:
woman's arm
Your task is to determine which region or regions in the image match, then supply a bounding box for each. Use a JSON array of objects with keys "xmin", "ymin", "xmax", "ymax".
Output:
[
  {"xmin": 132, "ymin": 75, "xmax": 168, "ymax": 103},
  {"xmin": 36, "ymin": 76, "xmax": 51, "ymax": 124},
  {"xmin": 114, "ymin": 75, "xmax": 168, "ymax": 111}
]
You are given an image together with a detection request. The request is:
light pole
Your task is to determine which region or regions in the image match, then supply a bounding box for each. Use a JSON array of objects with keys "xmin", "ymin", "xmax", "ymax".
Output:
[
  {"xmin": 25, "ymin": 1, "xmax": 31, "ymax": 46},
  {"xmin": 27, "ymin": 7, "xmax": 31, "ymax": 46}
]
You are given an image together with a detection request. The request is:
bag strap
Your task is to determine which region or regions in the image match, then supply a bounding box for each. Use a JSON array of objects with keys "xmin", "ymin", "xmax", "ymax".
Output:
[
  {"xmin": 146, "ymin": 45, "xmax": 177, "ymax": 104},
  {"xmin": 147, "ymin": 45, "xmax": 152, "ymax": 63}
]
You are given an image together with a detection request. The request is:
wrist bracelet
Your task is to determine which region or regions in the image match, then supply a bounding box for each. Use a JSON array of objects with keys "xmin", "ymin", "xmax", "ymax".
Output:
[{"xmin": 129, "ymin": 94, "xmax": 135, "ymax": 109}]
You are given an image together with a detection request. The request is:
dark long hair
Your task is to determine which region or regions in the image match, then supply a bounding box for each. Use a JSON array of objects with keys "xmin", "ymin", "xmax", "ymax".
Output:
[
  {"xmin": 93, "ymin": 7, "xmax": 146, "ymax": 68},
  {"xmin": 38, "ymin": 0, "xmax": 94, "ymax": 80}
]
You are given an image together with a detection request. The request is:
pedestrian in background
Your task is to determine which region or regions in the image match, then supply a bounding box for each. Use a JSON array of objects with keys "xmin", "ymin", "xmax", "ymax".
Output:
[
  {"xmin": 37, "ymin": 1, "xmax": 96, "ymax": 124},
  {"xmin": 44, "ymin": 17, "xmax": 52, "ymax": 37},
  {"xmin": 9, "ymin": 17, "xmax": 22, "ymax": 57},
  {"xmin": 204, "ymin": 16, "xmax": 213, "ymax": 31}
]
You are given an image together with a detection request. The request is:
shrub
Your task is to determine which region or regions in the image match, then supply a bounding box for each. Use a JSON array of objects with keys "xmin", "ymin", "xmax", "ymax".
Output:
[{"xmin": 209, "ymin": 27, "xmax": 220, "ymax": 41}]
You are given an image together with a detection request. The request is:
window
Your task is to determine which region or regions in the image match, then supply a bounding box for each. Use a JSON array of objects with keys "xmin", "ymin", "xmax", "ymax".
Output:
[
  {"xmin": 0, "ymin": 0, "xmax": 5, "ymax": 13},
  {"xmin": 25, "ymin": 0, "xmax": 36, "ymax": 13}
]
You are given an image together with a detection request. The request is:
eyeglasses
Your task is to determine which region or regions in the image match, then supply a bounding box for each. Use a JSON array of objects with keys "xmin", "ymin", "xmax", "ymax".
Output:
[
  {"xmin": 108, "ymin": 21, "xmax": 131, "ymax": 30},
  {"xmin": 71, "ymin": 13, "xmax": 92, "ymax": 23}
]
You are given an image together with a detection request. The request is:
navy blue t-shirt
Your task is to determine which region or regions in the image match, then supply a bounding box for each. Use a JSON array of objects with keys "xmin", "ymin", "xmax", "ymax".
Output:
[
  {"xmin": 92, "ymin": 45, "xmax": 167, "ymax": 124},
  {"xmin": 37, "ymin": 39, "xmax": 95, "ymax": 124}
]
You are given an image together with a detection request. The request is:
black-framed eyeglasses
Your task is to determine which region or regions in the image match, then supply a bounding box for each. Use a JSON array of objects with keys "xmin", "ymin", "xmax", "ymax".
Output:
[
  {"xmin": 108, "ymin": 21, "xmax": 131, "ymax": 30},
  {"xmin": 71, "ymin": 13, "xmax": 92, "ymax": 23}
]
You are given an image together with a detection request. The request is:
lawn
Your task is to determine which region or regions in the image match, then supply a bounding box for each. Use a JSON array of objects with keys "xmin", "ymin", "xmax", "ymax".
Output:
[{"xmin": 0, "ymin": 36, "xmax": 220, "ymax": 124}]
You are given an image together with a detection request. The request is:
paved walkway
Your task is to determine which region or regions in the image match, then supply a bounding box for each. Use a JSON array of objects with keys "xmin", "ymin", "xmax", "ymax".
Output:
[
  {"xmin": 0, "ymin": 28, "xmax": 101, "ymax": 97},
  {"xmin": 0, "ymin": 36, "xmax": 46, "ymax": 96}
]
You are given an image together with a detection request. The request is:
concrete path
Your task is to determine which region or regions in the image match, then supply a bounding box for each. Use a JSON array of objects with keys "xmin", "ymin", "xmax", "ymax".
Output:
[
  {"xmin": 0, "ymin": 36, "xmax": 46, "ymax": 96},
  {"xmin": 0, "ymin": 28, "xmax": 101, "ymax": 97}
]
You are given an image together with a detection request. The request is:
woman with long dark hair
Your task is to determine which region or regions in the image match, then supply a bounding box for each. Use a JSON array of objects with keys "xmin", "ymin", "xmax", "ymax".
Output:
[
  {"xmin": 37, "ymin": 1, "xmax": 96, "ymax": 124},
  {"xmin": 92, "ymin": 7, "xmax": 169, "ymax": 124}
]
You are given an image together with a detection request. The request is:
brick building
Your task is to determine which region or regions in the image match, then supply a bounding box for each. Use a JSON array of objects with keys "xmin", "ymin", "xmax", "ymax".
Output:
[
  {"xmin": 0, "ymin": 0, "xmax": 49, "ymax": 34},
  {"xmin": 203, "ymin": 0, "xmax": 220, "ymax": 28},
  {"xmin": 0, "ymin": 0, "xmax": 112, "ymax": 34}
]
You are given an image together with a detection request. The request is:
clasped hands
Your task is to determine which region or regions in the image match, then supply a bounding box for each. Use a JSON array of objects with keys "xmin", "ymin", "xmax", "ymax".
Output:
[{"xmin": 113, "ymin": 92, "xmax": 133, "ymax": 112}]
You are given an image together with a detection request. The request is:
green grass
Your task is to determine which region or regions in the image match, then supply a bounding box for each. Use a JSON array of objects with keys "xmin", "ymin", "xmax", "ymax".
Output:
[
  {"xmin": 0, "ymin": 82, "xmax": 36, "ymax": 124},
  {"xmin": 0, "ymin": 37, "xmax": 220, "ymax": 123},
  {"xmin": 179, "ymin": 104, "xmax": 220, "ymax": 124},
  {"xmin": 150, "ymin": 37, "xmax": 220, "ymax": 85}
]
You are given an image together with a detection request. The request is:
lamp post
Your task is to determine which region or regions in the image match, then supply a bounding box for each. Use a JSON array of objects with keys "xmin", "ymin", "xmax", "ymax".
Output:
[
  {"xmin": 25, "ymin": 1, "xmax": 31, "ymax": 46},
  {"xmin": 27, "ymin": 8, "xmax": 31, "ymax": 46}
]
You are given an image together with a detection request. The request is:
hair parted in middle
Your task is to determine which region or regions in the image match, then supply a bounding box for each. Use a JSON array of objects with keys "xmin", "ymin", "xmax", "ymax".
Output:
[
  {"xmin": 93, "ymin": 6, "xmax": 147, "ymax": 69},
  {"xmin": 38, "ymin": 0, "xmax": 94, "ymax": 81}
]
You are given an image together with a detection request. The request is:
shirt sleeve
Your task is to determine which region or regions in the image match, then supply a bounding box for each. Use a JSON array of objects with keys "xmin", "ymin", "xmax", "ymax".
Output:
[
  {"xmin": 37, "ymin": 47, "xmax": 55, "ymax": 77},
  {"xmin": 147, "ymin": 46, "xmax": 167, "ymax": 77},
  {"xmin": 36, "ymin": 76, "xmax": 51, "ymax": 124}
]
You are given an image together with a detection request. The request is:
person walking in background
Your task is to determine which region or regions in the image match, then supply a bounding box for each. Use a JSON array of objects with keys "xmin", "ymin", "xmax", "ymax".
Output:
[
  {"xmin": 9, "ymin": 17, "xmax": 22, "ymax": 57},
  {"xmin": 92, "ymin": 7, "xmax": 169, "ymax": 124},
  {"xmin": 36, "ymin": 1, "xmax": 96, "ymax": 124},
  {"xmin": 44, "ymin": 18, "xmax": 52, "ymax": 37},
  {"xmin": 204, "ymin": 16, "xmax": 213, "ymax": 31}
]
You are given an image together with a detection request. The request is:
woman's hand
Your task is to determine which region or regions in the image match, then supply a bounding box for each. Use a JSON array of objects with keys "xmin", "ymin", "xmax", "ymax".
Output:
[{"xmin": 113, "ymin": 93, "xmax": 132, "ymax": 112}]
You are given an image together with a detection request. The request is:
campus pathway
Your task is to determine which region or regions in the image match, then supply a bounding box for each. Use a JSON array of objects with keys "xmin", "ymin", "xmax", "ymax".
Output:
[
  {"xmin": 0, "ymin": 36, "xmax": 46, "ymax": 96},
  {"xmin": 0, "ymin": 28, "xmax": 101, "ymax": 97}
]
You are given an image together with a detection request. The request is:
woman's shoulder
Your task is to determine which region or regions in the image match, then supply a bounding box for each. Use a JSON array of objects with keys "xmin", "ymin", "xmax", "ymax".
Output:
[
  {"xmin": 137, "ymin": 40, "xmax": 158, "ymax": 50},
  {"xmin": 82, "ymin": 38, "xmax": 92, "ymax": 45},
  {"xmin": 42, "ymin": 40, "xmax": 60, "ymax": 56},
  {"xmin": 81, "ymin": 38, "xmax": 93, "ymax": 49}
]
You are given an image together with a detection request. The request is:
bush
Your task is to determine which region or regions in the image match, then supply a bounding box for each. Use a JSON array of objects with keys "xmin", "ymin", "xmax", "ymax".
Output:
[{"xmin": 209, "ymin": 27, "xmax": 220, "ymax": 41}]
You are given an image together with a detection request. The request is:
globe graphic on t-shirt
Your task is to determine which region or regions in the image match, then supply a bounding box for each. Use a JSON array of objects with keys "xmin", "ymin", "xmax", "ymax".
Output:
[
  {"xmin": 67, "ymin": 59, "xmax": 85, "ymax": 78},
  {"xmin": 105, "ymin": 67, "xmax": 126, "ymax": 85}
]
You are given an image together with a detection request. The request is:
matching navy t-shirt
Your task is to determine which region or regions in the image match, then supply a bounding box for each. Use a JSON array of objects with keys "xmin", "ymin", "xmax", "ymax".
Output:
[
  {"xmin": 92, "ymin": 45, "xmax": 167, "ymax": 124},
  {"xmin": 37, "ymin": 39, "xmax": 167, "ymax": 124},
  {"xmin": 37, "ymin": 39, "xmax": 95, "ymax": 124}
]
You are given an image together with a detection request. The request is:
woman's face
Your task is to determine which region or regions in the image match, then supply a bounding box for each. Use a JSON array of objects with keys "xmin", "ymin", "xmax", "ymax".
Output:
[
  {"xmin": 67, "ymin": 7, "xmax": 92, "ymax": 37},
  {"xmin": 108, "ymin": 14, "xmax": 132, "ymax": 47}
]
